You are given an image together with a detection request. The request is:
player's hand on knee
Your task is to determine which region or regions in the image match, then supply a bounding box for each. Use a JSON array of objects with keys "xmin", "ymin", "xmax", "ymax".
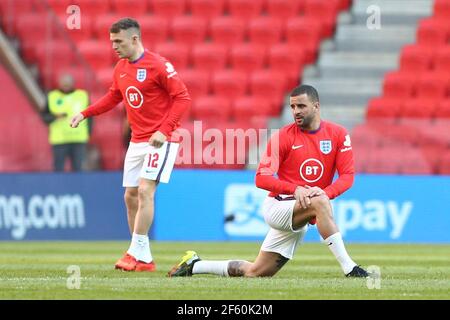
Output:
[
  {"xmin": 305, "ymin": 185, "xmax": 326, "ymax": 198},
  {"xmin": 149, "ymin": 131, "xmax": 167, "ymax": 148},
  {"xmin": 294, "ymin": 186, "xmax": 311, "ymax": 209}
]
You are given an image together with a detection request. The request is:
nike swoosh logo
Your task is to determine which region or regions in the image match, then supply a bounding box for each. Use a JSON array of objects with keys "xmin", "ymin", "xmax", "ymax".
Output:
[
  {"xmin": 327, "ymin": 242, "xmax": 333, "ymax": 246},
  {"xmin": 120, "ymin": 73, "xmax": 126, "ymax": 78},
  {"xmin": 292, "ymin": 145, "xmax": 304, "ymax": 150}
]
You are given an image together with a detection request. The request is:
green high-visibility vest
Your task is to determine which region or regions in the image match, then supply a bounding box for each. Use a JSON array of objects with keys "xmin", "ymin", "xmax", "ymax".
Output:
[{"xmin": 48, "ymin": 89, "xmax": 89, "ymax": 145}]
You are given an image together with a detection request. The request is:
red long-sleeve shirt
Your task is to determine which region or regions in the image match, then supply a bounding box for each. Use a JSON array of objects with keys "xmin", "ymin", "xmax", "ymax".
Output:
[
  {"xmin": 255, "ymin": 121, "xmax": 354, "ymax": 200},
  {"xmin": 82, "ymin": 50, "xmax": 191, "ymax": 142}
]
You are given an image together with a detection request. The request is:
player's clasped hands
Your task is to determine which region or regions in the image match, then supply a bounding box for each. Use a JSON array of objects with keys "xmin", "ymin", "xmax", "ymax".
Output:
[{"xmin": 294, "ymin": 185, "xmax": 326, "ymax": 209}]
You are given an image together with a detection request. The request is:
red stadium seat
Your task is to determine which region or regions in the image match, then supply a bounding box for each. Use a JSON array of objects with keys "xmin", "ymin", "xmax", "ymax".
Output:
[
  {"xmin": 233, "ymin": 95, "xmax": 273, "ymax": 119},
  {"xmin": 63, "ymin": 14, "xmax": 94, "ymax": 43},
  {"xmin": 136, "ymin": 16, "xmax": 169, "ymax": 49},
  {"xmin": 96, "ymin": 67, "xmax": 115, "ymax": 91},
  {"xmin": 78, "ymin": 40, "xmax": 114, "ymax": 71},
  {"xmin": 380, "ymin": 122, "xmax": 419, "ymax": 147},
  {"xmin": 416, "ymin": 18, "xmax": 449, "ymax": 46},
  {"xmin": 90, "ymin": 115, "xmax": 125, "ymax": 170},
  {"xmin": 400, "ymin": 148, "xmax": 434, "ymax": 174},
  {"xmin": 382, "ymin": 71, "xmax": 415, "ymax": 99},
  {"xmin": 434, "ymin": 0, "xmax": 450, "ymax": 20},
  {"xmin": 191, "ymin": 95, "xmax": 232, "ymax": 121},
  {"xmin": 210, "ymin": 16, "xmax": 246, "ymax": 47},
  {"xmin": 15, "ymin": 14, "xmax": 47, "ymax": 62},
  {"xmin": 304, "ymin": 0, "xmax": 339, "ymax": 38},
  {"xmin": 438, "ymin": 150, "xmax": 450, "ymax": 174},
  {"xmin": 68, "ymin": 0, "xmax": 111, "ymax": 18},
  {"xmin": 190, "ymin": 0, "xmax": 226, "ymax": 21},
  {"xmin": 48, "ymin": 0, "xmax": 73, "ymax": 16},
  {"xmin": 228, "ymin": 0, "xmax": 264, "ymax": 20},
  {"xmin": 248, "ymin": 16, "xmax": 283, "ymax": 47},
  {"xmin": 338, "ymin": 0, "xmax": 352, "ymax": 10},
  {"xmin": 268, "ymin": 43, "xmax": 305, "ymax": 89},
  {"xmin": 366, "ymin": 97, "xmax": 403, "ymax": 119},
  {"xmin": 150, "ymin": 0, "xmax": 186, "ymax": 20},
  {"xmin": 111, "ymin": 0, "xmax": 149, "ymax": 16},
  {"xmin": 399, "ymin": 45, "xmax": 434, "ymax": 73},
  {"xmin": 44, "ymin": 66, "xmax": 95, "ymax": 90},
  {"xmin": 171, "ymin": 16, "xmax": 208, "ymax": 47},
  {"xmin": 285, "ymin": 17, "xmax": 322, "ymax": 64},
  {"xmin": 191, "ymin": 43, "xmax": 228, "ymax": 71},
  {"xmin": 435, "ymin": 99, "xmax": 450, "ymax": 118},
  {"xmin": 351, "ymin": 123, "xmax": 384, "ymax": 148},
  {"xmin": 416, "ymin": 119, "xmax": 450, "ymax": 148},
  {"xmin": 35, "ymin": 41, "xmax": 75, "ymax": 75},
  {"xmin": 433, "ymin": 46, "xmax": 450, "ymax": 72},
  {"xmin": 401, "ymin": 98, "xmax": 438, "ymax": 119},
  {"xmin": 266, "ymin": 0, "xmax": 305, "ymax": 19},
  {"xmin": 178, "ymin": 69, "xmax": 210, "ymax": 100},
  {"xmin": 93, "ymin": 14, "xmax": 122, "ymax": 40},
  {"xmin": 365, "ymin": 146, "xmax": 404, "ymax": 174},
  {"xmin": 249, "ymin": 69, "xmax": 286, "ymax": 110},
  {"xmin": 352, "ymin": 143, "xmax": 371, "ymax": 173},
  {"xmin": 154, "ymin": 43, "xmax": 190, "ymax": 70},
  {"xmin": 230, "ymin": 43, "xmax": 267, "ymax": 73},
  {"xmin": 415, "ymin": 72, "xmax": 449, "ymax": 99},
  {"xmin": 211, "ymin": 69, "xmax": 248, "ymax": 100}
]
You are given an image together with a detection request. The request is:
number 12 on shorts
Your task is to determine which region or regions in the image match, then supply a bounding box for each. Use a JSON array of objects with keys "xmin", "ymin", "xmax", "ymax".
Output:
[{"xmin": 147, "ymin": 153, "xmax": 159, "ymax": 169}]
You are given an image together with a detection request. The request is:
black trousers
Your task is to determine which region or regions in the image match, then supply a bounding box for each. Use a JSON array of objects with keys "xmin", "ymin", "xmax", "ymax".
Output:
[{"xmin": 52, "ymin": 143, "xmax": 86, "ymax": 172}]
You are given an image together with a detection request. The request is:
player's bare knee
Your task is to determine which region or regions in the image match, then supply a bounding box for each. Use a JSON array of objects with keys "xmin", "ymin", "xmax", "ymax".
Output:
[
  {"xmin": 138, "ymin": 184, "xmax": 155, "ymax": 201},
  {"xmin": 124, "ymin": 189, "xmax": 138, "ymax": 202},
  {"xmin": 312, "ymin": 195, "xmax": 331, "ymax": 216}
]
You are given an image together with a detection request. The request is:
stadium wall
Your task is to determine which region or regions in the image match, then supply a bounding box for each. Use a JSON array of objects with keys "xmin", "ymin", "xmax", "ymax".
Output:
[{"xmin": 0, "ymin": 171, "xmax": 449, "ymax": 243}]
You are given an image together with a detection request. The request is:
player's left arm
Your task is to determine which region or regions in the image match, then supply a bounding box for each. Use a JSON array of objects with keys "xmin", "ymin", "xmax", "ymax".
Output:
[
  {"xmin": 323, "ymin": 130, "xmax": 355, "ymax": 199},
  {"xmin": 153, "ymin": 59, "xmax": 191, "ymax": 143}
]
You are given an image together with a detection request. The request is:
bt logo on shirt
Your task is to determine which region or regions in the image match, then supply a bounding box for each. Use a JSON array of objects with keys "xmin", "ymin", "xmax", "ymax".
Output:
[
  {"xmin": 300, "ymin": 158, "xmax": 324, "ymax": 183},
  {"xmin": 125, "ymin": 86, "xmax": 144, "ymax": 108}
]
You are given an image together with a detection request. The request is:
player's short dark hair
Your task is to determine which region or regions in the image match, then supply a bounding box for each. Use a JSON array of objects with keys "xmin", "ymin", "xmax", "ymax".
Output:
[
  {"xmin": 110, "ymin": 18, "xmax": 141, "ymax": 37},
  {"xmin": 290, "ymin": 85, "xmax": 320, "ymax": 103}
]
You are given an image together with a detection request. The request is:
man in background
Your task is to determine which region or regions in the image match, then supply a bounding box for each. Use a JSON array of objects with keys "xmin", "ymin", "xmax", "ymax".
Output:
[{"xmin": 41, "ymin": 73, "xmax": 90, "ymax": 171}]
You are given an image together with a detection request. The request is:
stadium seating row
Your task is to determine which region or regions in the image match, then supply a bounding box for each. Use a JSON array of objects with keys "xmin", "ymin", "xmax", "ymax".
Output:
[
  {"xmin": 353, "ymin": 144, "xmax": 450, "ymax": 175},
  {"xmin": 0, "ymin": 0, "xmax": 351, "ymax": 171},
  {"xmin": 43, "ymin": 0, "xmax": 350, "ymax": 22}
]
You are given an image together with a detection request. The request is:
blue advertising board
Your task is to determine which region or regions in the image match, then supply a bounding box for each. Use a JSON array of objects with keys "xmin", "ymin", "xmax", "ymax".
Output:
[{"xmin": 1, "ymin": 170, "xmax": 449, "ymax": 243}]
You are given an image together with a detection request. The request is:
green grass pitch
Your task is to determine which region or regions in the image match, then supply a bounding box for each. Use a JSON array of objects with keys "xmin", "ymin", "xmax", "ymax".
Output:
[{"xmin": 0, "ymin": 241, "xmax": 448, "ymax": 300}]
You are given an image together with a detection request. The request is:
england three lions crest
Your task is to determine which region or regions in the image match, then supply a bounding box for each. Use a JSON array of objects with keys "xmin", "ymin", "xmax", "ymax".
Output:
[
  {"xmin": 136, "ymin": 69, "xmax": 146, "ymax": 82},
  {"xmin": 320, "ymin": 140, "xmax": 332, "ymax": 154}
]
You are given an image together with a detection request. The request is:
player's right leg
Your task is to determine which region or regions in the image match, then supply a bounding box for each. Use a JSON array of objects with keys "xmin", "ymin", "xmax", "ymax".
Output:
[
  {"xmin": 116, "ymin": 142, "xmax": 155, "ymax": 272},
  {"xmin": 124, "ymin": 187, "xmax": 138, "ymax": 234},
  {"xmin": 291, "ymin": 195, "xmax": 368, "ymax": 277}
]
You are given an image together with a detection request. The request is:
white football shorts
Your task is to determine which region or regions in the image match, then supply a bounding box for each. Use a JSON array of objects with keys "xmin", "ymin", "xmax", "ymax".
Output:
[
  {"xmin": 260, "ymin": 196, "xmax": 308, "ymax": 259},
  {"xmin": 123, "ymin": 141, "xmax": 179, "ymax": 187}
]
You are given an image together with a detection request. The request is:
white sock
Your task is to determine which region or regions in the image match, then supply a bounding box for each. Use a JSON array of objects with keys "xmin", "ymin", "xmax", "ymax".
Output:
[
  {"xmin": 324, "ymin": 232, "xmax": 357, "ymax": 275},
  {"xmin": 127, "ymin": 233, "xmax": 152, "ymax": 263},
  {"xmin": 192, "ymin": 260, "xmax": 230, "ymax": 277}
]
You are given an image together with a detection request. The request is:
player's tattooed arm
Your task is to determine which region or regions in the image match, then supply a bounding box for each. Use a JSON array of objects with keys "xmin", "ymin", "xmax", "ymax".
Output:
[{"xmin": 227, "ymin": 261, "xmax": 247, "ymax": 277}]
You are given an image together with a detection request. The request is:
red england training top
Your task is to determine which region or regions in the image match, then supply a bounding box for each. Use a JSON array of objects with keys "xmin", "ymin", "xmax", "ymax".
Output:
[
  {"xmin": 255, "ymin": 121, "xmax": 354, "ymax": 200},
  {"xmin": 81, "ymin": 50, "xmax": 191, "ymax": 142}
]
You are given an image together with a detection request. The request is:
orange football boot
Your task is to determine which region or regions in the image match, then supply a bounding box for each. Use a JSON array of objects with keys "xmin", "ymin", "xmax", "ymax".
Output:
[
  {"xmin": 135, "ymin": 261, "xmax": 156, "ymax": 272},
  {"xmin": 115, "ymin": 253, "xmax": 137, "ymax": 271}
]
